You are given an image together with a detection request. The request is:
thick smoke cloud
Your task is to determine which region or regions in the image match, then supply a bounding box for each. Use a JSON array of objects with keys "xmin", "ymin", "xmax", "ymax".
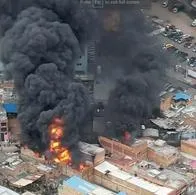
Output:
[
  {"xmin": 102, "ymin": 9, "xmax": 167, "ymax": 137},
  {"xmin": 0, "ymin": 0, "xmax": 95, "ymax": 154}
]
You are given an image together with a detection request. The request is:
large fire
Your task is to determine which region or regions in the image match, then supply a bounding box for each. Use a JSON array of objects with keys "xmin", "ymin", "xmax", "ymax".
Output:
[
  {"xmin": 48, "ymin": 118, "xmax": 88, "ymax": 172},
  {"xmin": 49, "ymin": 120, "xmax": 71, "ymax": 164}
]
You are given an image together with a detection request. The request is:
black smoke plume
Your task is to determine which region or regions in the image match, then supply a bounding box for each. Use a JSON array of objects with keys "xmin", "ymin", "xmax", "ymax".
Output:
[
  {"xmin": 0, "ymin": 0, "xmax": 95, "ymax": 157},
  {"xmin": 100, "ymin": 9, "xmax": 168, "ymax": 138}
]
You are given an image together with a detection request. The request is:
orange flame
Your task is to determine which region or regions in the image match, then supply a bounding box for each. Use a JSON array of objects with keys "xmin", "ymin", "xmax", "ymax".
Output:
[{"xmin": 49, "ymin": 119, "xmax": 71, "ymax": 164}]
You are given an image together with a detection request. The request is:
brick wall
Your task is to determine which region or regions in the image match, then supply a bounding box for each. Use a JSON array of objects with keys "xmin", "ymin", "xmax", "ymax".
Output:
[
  {"xmin": 181, "ymin": 141, "xmax": 196, "ymax": 156},
  {"xmin": 99, "ymin": 136, "xmax": 148, "ymax": 161},
  {"xmin": 147, "ymin": 148, "xmax": 178, "ymax": 167}
]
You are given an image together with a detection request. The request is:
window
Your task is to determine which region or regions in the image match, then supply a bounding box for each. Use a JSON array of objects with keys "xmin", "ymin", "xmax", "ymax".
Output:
[
  {"xmin": 1, "ymin": 128, "xmax": 7, "ymax": 132},
  {"xmin": 77, "ymin": 63, "xmax": 82, "ymax": 66},
  {"xmin": 1, "ymin": 122, "xmax": 6, "ymax": 127}
]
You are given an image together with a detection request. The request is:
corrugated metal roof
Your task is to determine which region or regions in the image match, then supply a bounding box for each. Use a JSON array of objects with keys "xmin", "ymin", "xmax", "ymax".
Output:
[
  {"xmin": 173, "ymin": 92, "xmax": 191, "ymax": 101},
  {"xmin": 63, "ymin": 176, "xmax": 96, "ymax": 194},
  {"xmin": 63, "ymin": 176, "xmax": 125, "ymax": 195},
  {"xmin": 3, "ymin": 103, "xmax": 17, "ymax": 113}
]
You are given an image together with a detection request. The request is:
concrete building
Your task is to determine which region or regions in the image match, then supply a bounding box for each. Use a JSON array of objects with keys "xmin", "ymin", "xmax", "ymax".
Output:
[
  {"xmin": 60, "ymin": 164, "xmax": 94, "ymax": 182},
  {"xmin": 93, "ymin": 161, "xmax": 175, "ymax": 195},
  {"xmin": 181, "ymin": 139, "xmax": 196, "ymax": 156},
  {"xmin": 7, "ymin": 118, "xmax": 21, "ymax": 142},
  {"xmin": 0, "ymin": 156, "xmax": 43, "ymax": 189},
  {"xmin": 74, "ymin": 46, "xmax": 88, "ymax": 75},
  {"xmin": 129, "ymin": 160, "xmax": 195, "ymax": 195},
  {"xmin": 74, "ymin": 42, "xmax": 96, "ymax": 76},
  {"xmin": 0, "ymin": 106, "xmax": 9, "ymax": 142},
  {"xmin": 79, "ymin": 142, "xmax": 105, "ymax": 166},
  {"xmin": 98, "ymin": 136, "xmax": 148, "ymax": 161},
  {"xmin": 147, "ymin": 140, "xmax": 180, "ymax": 167},
  {"xmin": 58, "ymin": 175, "xmax": 126, "ymax": 195}
]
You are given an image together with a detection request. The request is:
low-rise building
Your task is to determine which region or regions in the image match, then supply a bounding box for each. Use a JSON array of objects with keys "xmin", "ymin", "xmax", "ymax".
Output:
[
  {"xmin": 58, "ymin": 175, "xmax": 126, "ymax": 195},
  {"xmin": 98, "ymin": 136, "xmax": 148, "ymax": 161},
  {"xmin": 181, "ymin": 139, "xmax": 196, "ymax": 157},
  {"xmin": 20, "ymin": 147, "xmax": 45, "ymax": 163},
  {"xmin": 79, "ymin": 142, "xmax": 105, "ymax": 166},
  {"xmin": 147, "ymin": 140, "xmax": 180, "ymax": 167},
  {"xmin": 130, "ymin": 160, "xmax": 195, "ymax": 195},
  {"xmin": 93, "ymin": 161, "xmax": 175, "ymax": 195}
]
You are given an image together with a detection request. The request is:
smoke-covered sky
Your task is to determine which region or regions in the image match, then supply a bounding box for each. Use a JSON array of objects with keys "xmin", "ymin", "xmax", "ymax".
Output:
[
  {"xmin": 99, "ymin": 9, "xmax": 168, "ymax": 137},
  {"xmin": 0, "ymin": 0, "xmax": 95, "ymax": 153},
  {"xmin": 0, "ymin": 0, "xmax": 168, "ymax": 153}
]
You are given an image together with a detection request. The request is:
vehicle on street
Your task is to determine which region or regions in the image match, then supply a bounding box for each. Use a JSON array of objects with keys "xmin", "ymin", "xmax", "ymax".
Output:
[
  {"xmin": 177, "ymin": 34, "xmax": 192, "ymax": 44},
  {"xmin": 188, "ymin": 57, "xmax": 196, "ymax": 66},
  {"xmin": 161, "ymin": 0, "xmax": 169, "ymax": 8},
  {"xmin": 191, "ymin": 19, "xmax": 196, "ymax": 27}
]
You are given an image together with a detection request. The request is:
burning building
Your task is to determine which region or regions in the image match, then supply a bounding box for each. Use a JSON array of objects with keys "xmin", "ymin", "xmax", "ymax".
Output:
[
  {"xmin": 0, "ymin": 0, "xmax": 168, "ymax": 168},
  {"xmin": 0, "ymin": 0, "xmax": 96, "ymax": 165}
]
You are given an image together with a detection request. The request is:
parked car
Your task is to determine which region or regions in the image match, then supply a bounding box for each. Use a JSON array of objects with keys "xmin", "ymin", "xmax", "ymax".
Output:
[
  {"xmin": 192, "ymin": 47, "xmax": 196, "ymax": 52},
  {"xmin": 177, "ymin": 34, "xmax": 192, "ymax": 44},
  {"xmin": 184, "ymin": 36, "xmax": 194, "ymax": 42},
  {"xmin": 161, "ymin": 0, "xmax": 169, "ymax": 8},
  {"xmin": 188, "ymin": 57, "xmax": 196, "ymax": 65},
  {"xmin": 184, "ymin": 42, "xmax": 194, "ymax": 49},
  {"xmin": 191, "ymin": 19, "xmax": 196, "ymax": 27}
]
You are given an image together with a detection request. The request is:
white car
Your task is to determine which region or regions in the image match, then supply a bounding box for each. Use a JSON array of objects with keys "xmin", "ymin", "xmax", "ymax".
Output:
[{"xmin": 191, "ymin": 19, "xmax": 196, "ymax": 27}]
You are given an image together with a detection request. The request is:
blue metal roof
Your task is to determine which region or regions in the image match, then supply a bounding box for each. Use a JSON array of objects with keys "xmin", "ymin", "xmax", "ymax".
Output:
[
  {"xmin": 64, "ymin": 176, "xmax": 126, "ymax": 195},
  {"xmin": 173, "ymin": 92, "xmax": 191, "ymax": 101},
  {"xmin": 2, "ymin": 103, "xmax": 17, "ymax": 113},
  {"xmin": 117, "ymin": 192, "xmax": 127, "ymax": 195},
  {"xmin": 63, "ymin": 176, "xmax": 96, "ymax": 194}
]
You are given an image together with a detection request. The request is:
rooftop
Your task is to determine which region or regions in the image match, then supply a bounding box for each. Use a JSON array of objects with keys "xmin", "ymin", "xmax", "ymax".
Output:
[
  {"xmin": 94, "ymin": 161, "xmax": 174, "ymax": 195},
  {"xmin": 148, "ymin": 140, "xmax": 179, "ymax": 157},
  {"xmin": 173, "ymin": 92, "xmax": 191, "ymax": 101},
  {"xmin": 63, "ymin": 175, "xmax": 121, "ymax": 195},
  {"xmin": 130, "ymin": 160, "xmax": 194, "ymax": 190},
  {"xmin": 79, "ymin": 142, "xmax": 105, "ymax": 155}
]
